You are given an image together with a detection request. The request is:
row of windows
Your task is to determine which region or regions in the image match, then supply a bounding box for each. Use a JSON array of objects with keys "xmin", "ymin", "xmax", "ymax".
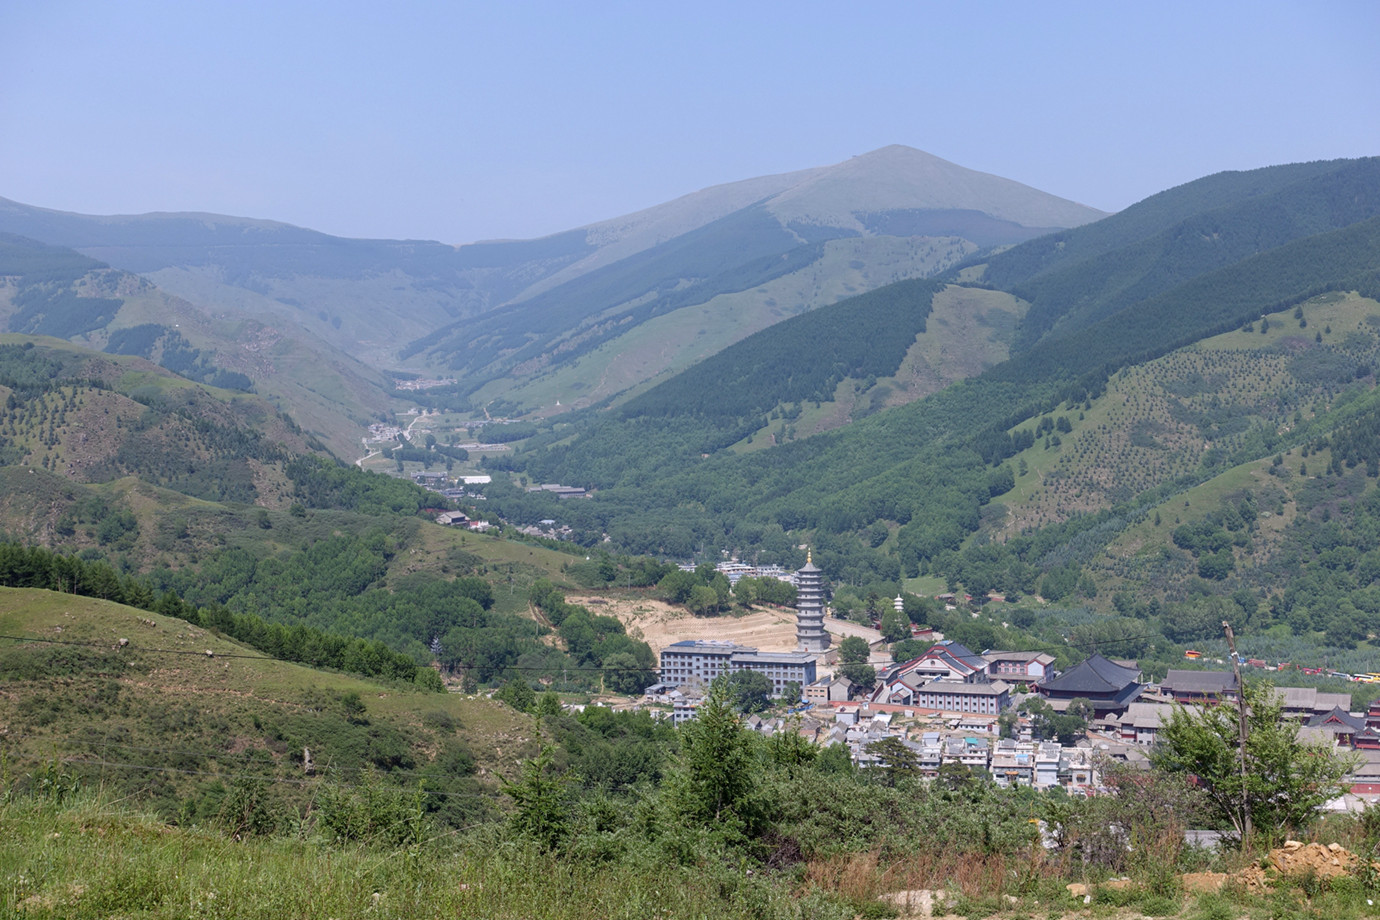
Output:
[{"xmin": 911, "ymin": 695, "xmax": 1003, "ymax": 714}]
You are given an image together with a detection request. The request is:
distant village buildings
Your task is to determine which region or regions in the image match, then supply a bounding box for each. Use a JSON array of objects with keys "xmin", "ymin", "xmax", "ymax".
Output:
[{"xmin": 657, "ymin": 640, "xmax": 817, "ymax": 699}]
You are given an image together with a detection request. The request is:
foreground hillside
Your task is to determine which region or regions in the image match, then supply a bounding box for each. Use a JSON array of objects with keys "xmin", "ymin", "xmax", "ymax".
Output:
[
  {"xmin": 0, "ymin": 587, "xmax": 533, "ymax": 827},
  {"xmin": 5, "ymin": 673, "xmax": 1379, "ymax": 920}
]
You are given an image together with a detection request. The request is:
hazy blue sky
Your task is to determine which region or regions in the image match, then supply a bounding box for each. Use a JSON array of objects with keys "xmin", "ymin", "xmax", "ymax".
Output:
[{"xmin": 3, "ymin": 1, "xmax": 1377, "ymax": 244}]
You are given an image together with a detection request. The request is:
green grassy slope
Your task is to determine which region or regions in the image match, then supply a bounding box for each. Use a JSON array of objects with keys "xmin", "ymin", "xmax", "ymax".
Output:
[
  {"xmin": 994, "ymin": 291, "xmax": 1380, "ymax": 532},
  {"xmin": 0, "ymin": 587, "xmax": 533, "ymax": 826}
]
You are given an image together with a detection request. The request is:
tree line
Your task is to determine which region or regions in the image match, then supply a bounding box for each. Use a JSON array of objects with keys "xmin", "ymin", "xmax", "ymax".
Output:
[{"xmin": 0, "ymin": 541, "xmax": 441, "ymax": 690}]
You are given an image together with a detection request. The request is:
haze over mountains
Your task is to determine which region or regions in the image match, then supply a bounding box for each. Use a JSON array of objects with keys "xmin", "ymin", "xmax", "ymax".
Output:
[
  {"xmin": 0, "ymin": 146, "xmax": 1105, "ymax": 421},
  {"xmin": 4, "ymin": 144, "xmax": 1380, "ymax": 763},
  {"xmin": 7, "ymin": 151, "xmax": 1380, "ymax": 594}
]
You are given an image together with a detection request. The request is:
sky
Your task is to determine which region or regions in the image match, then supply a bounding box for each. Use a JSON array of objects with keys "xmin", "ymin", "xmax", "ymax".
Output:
[{"xmin": 2, "ymin": 1, "xmax": 1378, "ymax": 245}]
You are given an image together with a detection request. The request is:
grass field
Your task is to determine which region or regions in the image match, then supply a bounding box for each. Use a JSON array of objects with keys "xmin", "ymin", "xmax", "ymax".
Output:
[{"xmin": 0, "ymin": 587, "xmax": 536, "ymax": 826}]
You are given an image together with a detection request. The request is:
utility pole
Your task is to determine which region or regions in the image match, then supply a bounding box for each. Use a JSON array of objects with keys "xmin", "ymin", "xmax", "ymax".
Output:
[{"xmin": 1221, "ymin": 620, "xmax": 1252, "ymax": 846}]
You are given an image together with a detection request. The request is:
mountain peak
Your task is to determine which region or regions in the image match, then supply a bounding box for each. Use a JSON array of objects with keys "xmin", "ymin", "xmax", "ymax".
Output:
[{"xmin": 766, "ymin": 146, "xmax": 1107, "ymax": 229}]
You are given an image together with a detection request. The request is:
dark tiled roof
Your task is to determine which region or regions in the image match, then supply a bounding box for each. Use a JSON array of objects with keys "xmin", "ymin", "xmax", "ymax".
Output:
[
  {"xmin": 1161, "ymin": 670, "xmax": 1238, "ymax": 695},
  {"xmin": 1040, "ymin": 654, "xmax": 1140, "ymax": 695},
  {"xmin": 1306, "ymin": 707, "xmax": 1366, "ymax": 732}
]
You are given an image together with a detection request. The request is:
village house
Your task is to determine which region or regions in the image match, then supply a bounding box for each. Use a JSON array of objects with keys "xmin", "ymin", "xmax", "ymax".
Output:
[
  {"xmin": 982, "ymin": 650, "xmax": 1056, "ymax": 681},
  {"xmin": 943, "ymin": 735, "xmax": 990, "ymax": 771},
  {"xmin": 1349, "ymin": 749, "xmax": 1380, "ymax": 797},
  {"xmin": 990, "ymin": 740, "xmax": 1036, "ymax": 788},
  {"xmin": 804, "ymin": 674, "xmax": 853, "ymax": 703},
  {"xmin": 1118, "ymin": 701, "xmax": 1174, "ymax": 745},
  {"xmin": 1058, "ymin": 747, "xmax": 1097, "ymax": 789},
  {"xmin": 1160, "ymin": 670, "xmax": 1239, "ymax": 704},
  {"xmin": 1306, "ymin": 707, "xmax": 1369, "ymax": 748}
]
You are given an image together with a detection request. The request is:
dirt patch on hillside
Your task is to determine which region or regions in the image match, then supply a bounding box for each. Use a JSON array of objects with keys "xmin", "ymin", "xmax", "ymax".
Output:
[{"xmin": 570, "ymin": 595, "xmax": 800, "ymax": 654}]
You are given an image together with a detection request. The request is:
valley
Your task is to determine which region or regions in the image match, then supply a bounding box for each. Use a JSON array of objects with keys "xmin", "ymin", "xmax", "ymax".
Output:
[{"xmin": 2, "ymin": 149, "xmax": 1380, "ymax": 919}]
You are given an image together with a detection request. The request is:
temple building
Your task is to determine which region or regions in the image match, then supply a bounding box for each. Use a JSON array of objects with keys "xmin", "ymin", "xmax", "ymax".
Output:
[
  {"xmin": 1034, "ymin": 653, "xmax": 1143, "ymax": 717},
  {"xmin": 795, "ymin": 551, "xmax": 830, "ymax": 652}
]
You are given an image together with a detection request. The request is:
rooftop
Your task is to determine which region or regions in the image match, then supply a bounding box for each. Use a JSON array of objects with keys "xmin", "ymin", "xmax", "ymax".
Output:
[
  {"xmin": 1161, "ymin": 670, "xmax": 1237, "ymax": 695},
  {"xmin": 1040, "ymin": 654, "xmax": 1141, "ymax": 695},
  {"xmin": 665, "ymin": 640, "xmax": 756, "ymax": 652},
  {"xmin": 731, "ymin": 650, "xmax": 818, "ymax": 665}
]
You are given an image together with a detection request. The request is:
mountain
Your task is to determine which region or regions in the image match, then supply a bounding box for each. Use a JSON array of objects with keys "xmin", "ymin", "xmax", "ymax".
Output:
[
  {"xmin": 956, "ymin": 157, "xmax": 1380, "ymax": 352},
  {"xmin": 0, "ymin": 147, "xmax": 1105, "ymax": 418},
  {"xmin": 0, "ymin": 233, "xmax": 397, "ymax": 456},
  {"xmin": 406, "ymin": 146, "xmax": 1106, "ymax": 409},
  {"xmin": 522, "ymin": 144, "xmax": 1105, "ymax": 294},
  {"xmin": 484, "ymin": 157, "xmax": 1380, "ymax": 607}
]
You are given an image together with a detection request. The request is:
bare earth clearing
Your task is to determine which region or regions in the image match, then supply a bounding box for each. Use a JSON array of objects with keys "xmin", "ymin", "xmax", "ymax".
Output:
[{"xmin": 570, "ymin": 595, "xmax": 801, "ymax": 654}]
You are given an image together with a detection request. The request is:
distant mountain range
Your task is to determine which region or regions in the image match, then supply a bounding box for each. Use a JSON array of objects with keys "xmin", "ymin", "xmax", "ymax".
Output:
[
  {"xmin": 0, "ymin": 146, "xmax": 1105, "ymax": 421},
  {"xmin": 4, "ymin": 148, "xmax": 1380, "ymax": 669},
  {"xmin": 484, "ymin": 157, "xmax": 1380, "ymax": 602}
]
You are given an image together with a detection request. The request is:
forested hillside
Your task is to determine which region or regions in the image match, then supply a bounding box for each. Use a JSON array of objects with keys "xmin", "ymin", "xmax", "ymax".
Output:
[
  {"xmin": 475, "ymin": 158, "xmax": 1380, "ymax": 660},
  {"xmin": 963, "ymin": 157, "xmax": 1380, "ymax": 350},
  {"xmin": 0, "ymin": 234, "xmax": 402, "ymax": 456},
  {"xmin": 0, "ymin": 339, "xmax": 327, "ymax": 509},
  {"xmin": 966, "ymin": 159, "xmax": 1358, "ymax": 290}
]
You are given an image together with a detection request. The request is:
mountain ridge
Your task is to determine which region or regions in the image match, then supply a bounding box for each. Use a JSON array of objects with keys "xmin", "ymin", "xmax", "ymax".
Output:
[{"xmin": 0, "ymin": 146, "xmax": 1106, "ymax": 403}]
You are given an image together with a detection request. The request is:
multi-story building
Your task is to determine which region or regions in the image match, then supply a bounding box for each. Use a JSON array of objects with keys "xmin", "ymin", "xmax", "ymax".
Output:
[
  {"xmin": 658, "ymin": 640, "xmax": 751, "ymax": 687},
  {"xmin": 873, "ymin": 674, "xmax": 1010, "ymax": 715},
  {"xmin": 658, "ymin": 640, "xmax": 817, "ymax": 698},
  {"xmin": 982, "ymin": 650, "xmax": 1056, "ymax": 681}
]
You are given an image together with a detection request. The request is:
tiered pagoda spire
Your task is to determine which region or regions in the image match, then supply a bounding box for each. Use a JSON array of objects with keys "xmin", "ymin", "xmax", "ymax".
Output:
[{"xmin": 795, "ymin": 550, "xmax": 830, "ymax": 652}]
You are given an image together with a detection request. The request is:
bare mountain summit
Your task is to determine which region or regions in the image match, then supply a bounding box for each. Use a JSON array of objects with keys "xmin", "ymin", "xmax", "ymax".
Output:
[
  {"xmin": 0, "ymin": 146, "xmax": 1108, "ymax": 420},
  {"xmin": 765, "ymin": 145, "xmax": 1105, "ymax": 230},
  {"xmin": 522, "ymin": 145, "xmax": 1105, "ymax": 297}
]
